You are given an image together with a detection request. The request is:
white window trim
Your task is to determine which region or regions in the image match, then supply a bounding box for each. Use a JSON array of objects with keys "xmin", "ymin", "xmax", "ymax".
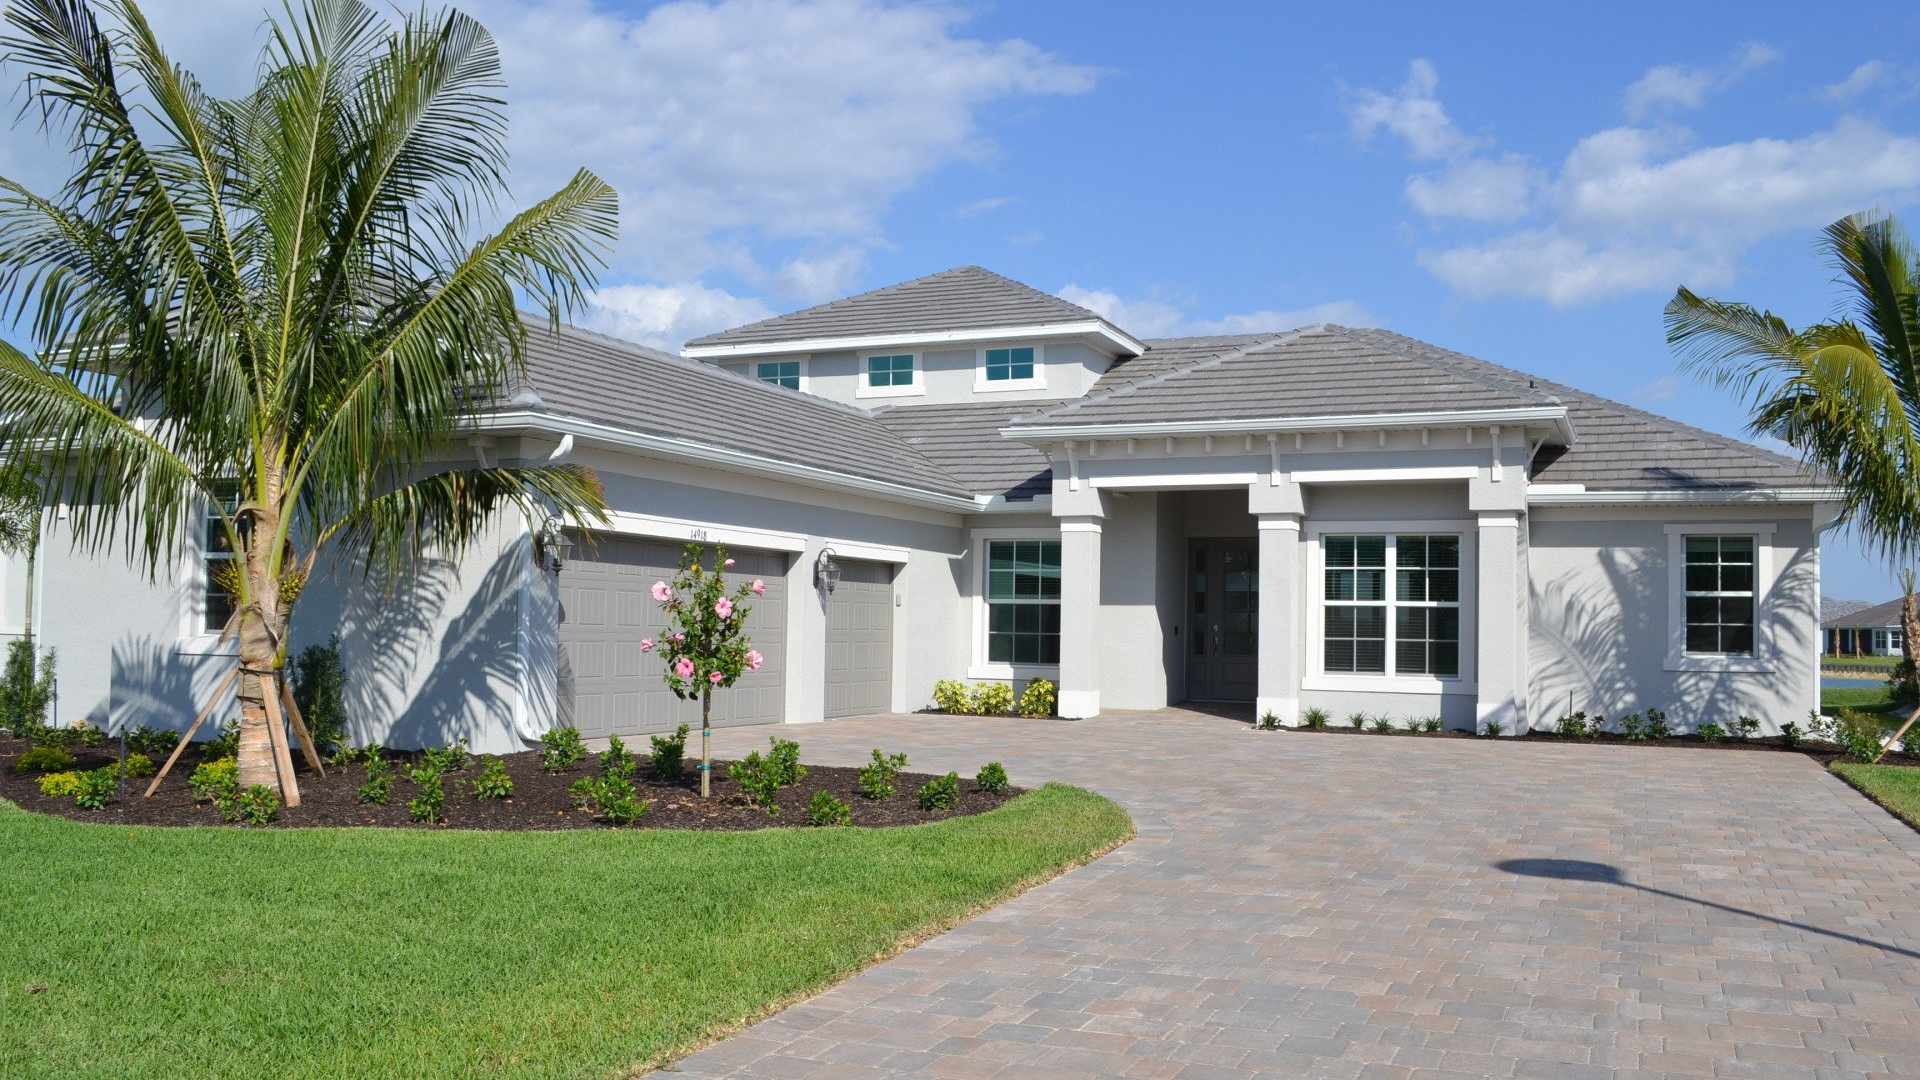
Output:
[
  {"xmin": 1301, "ymin": 519, "xmax": 1478, "ymax": 695},
  {"xmin": 177, "ymin": 491, "xmax": 238, "ymax": 656},
  {"xmin": 966, "ymin": 526, "xmax": 1061, "ymax": 680},
  {"xmin": 973, "ymin": 344, "xmax": 1046, "ymax": 393},
  {"xmin": 752, "ymin": 358, "xmax": 808, "ymax": 393},
  {"xmin": 1665, "ymin": 524, "xmax": 1776, "ymax": 673},
  {"xmin": 854, "ymin": 352, "xmax": 923, "ymax": 399}
]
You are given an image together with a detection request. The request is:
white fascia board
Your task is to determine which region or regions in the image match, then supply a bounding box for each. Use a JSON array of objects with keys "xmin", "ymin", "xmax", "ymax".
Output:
[
  {"xmin": 1000, "ymin": 406, "xmax": 1574, "ymax": 445},
  {"xmin": 1526, "ymin": 486, "xmax": 1843, "ymax": 506},
  {"xmin": 471, "ymin": 411, "xmax": 983, "ymax": 514},
  {"xmin": 683, "ymin": 320, "xmax": 1146, "ymax": 360}
]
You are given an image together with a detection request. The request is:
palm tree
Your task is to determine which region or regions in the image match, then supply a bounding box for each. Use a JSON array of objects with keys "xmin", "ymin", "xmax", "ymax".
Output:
[
  {"xmin": 1665, "ymin": 210, "xmax": 1920, "ymax": 757},
  {"xmin": 0, "ymin": 0, "xmax": 615, "ymax": 795}
]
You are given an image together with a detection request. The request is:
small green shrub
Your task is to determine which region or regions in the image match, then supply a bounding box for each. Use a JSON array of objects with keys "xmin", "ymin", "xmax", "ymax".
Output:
[
  {"xmin": 1779, "ymin": 721, "xmax": 1803, "ymax": 748},
  {"xmin": 471, "ymin": 756, "xmax": 514, "ymax": 800},
  {"xmin": 1834, "ymin": 709, "xmax": 1887, "ymax": 764},
  {"xmin": 0, "ymin": 640, "xmax": 56, "ymax": 737},
  {"xmin": 1401, "ymin": 716, "xmax": 1423, "ymax": 733},
  {"xmin": 1554, "ymin": 712, "xmax": 1595, "ymax": 738},
  {"xmin": 969, "ymin": 682, "xmax": 1015, "ymax": 716},
  {"xmin": 30, "ymin": 725, "xmax": 76, "ymax": 750},
  {"xmin": 649, "ymin": 724, "xmax": 689, "ymax": 778},
  {"xmin": 856, "ymin": 748, "xmax": 908, "ymax": 800},
  {"xmin": 1258, "ymin": 711, "xmax": 1280, "ymax": 730},
  {"xmin": 223, "ymin": 784, "xmax": 280, "ymax": 825},
  {"xmin": 917, "ymin": 771, "xmax": 961, "ymax": 812},
  {"xmin": 36, "ymin": 770, "xmax": 84, "ymax": 797},
  {"xmin": 1017, "ymin": 678, "xmax": 1057, "ymax": 716},
  {"xmin": 1482, "ymin": 719, "xmax": 1506, "ymax": 737},
  {"xmin": 357, "ymin": 754, "xmax": 393, "ymax": 805},
  {"xmin": 727, "ymin": 752, "xmax": 783, "ymax": 816},
  {"xmin": 1618, "ymin": 713, "xmax": 1648, "ymax": 741},
  {"xmin": 806, "ymin": 790, "xmax": 851, "ymax": 827},
  {"xmin": 599, "ymin": 734, "xmax": 637, "ymax": 781},
  {"xmin": 12, "ymin": 744, "xmax": 74, "ymax": 774},
  {"xmin": 188, "ymin": 757, "xmax": 238, "ymax": 803},
  {"xmin": 1346, "ymin": 713, "xmax": 1367, "ymax": 730},
  {"xmin": 1369, "ymin": 715, "xmax": 1394, "ymax": 734},
  {"xmin": 1696, "ymin": 723, "xmax": 1726, "ymax": 743},
  {"xmin": 123, "ymin": 725, "xmax": 179, "ymax": 757},
  {"xmin": 1421, "ymin": 717, "xmax": 1444, "ymax": 733},
  {"xmin": 420, "ymin": 739, "xmax": 471, "ymax": 773},
  {"xmin": 931, "ymin": 680, "xmax": 972, "ymax": 714},
  {"xmin": 975, "ymin": 761, "xmax": 1010, "ymax": 793},
  {"xmin": 407, "ymin": 766, "xmax": 448, "ymax": 824},
  {"xmin": 72, "ymin": 768, "xmax": 117, "ymax": 811},
  {"xmin": 1645, "ymin": 707, "xmax": 1672, "ymax": 739},
  {"xmin": 290, "ymin": 636, "xmax": 350, "ymax": 756},
  {"xmin": 1302, "ymin": 707, "xmax": 1329, "ymax": 729},
  {"xmin": 572, "ymin": 774, "xmax": 646, "ymax": 826},
  {"xmin": 115, "ymin": 752, "xmax": 157, "ymax": 779},
  {"xmin": 1735, "ymin": 715, "xmax": 1762, "ymax": 739},
  {"xmin": 1807, "ymin": 709, "xmax": 1836, "ymax": 743},
  {"xmin": 767, "ymin": 736, "xmax": 806, "ymax": 787},
  {"xmin": 200, "ymin": 720, "xmax": 239, "ymax": 761},
  {"xmin": 539, "ymin": 726, "xmax": 586, "ymax": 772},
  {"xmin": 73, "ymin": 721, "xmax": 106, "ymax": 748}
]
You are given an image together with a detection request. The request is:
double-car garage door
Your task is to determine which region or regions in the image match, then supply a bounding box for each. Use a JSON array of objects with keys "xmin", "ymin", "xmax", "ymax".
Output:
[{"xmin": 557, "ymin": 534, "xmax": 788, "ymax": 739}]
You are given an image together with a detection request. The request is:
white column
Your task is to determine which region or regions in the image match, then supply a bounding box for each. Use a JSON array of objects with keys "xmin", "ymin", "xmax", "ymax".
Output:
[
  {"xmin": 1256, "ymin": 513, "xmax": 1302, "ymax": 725},
  {"xmin": 1057, "ymin": 516, "xmax": 1103, "ymax": 718},
  {"xmin": 1476, "ymin": 510, "xmax": 1522, "ymax": 735}
]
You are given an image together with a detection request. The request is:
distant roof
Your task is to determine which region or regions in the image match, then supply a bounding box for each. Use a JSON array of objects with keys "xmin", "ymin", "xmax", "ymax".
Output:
[
  {"xmin": 1825, "ymin": 597, "xmax": 1908, "ymax": 629},
  {"xmin": 1822, "ymin": 598, "xmax": 1874, "ymax": 625},
  {"xmin": 683, "ymin": 265, "xmax": 1135, "ymax": 351},
  {"xmin": 1008, "ymin": 325, "xmax": 1812, "ymax": 493},
  {"xmin": 500, "ymin": 322, "xmax": 972, "ymax": 502}
]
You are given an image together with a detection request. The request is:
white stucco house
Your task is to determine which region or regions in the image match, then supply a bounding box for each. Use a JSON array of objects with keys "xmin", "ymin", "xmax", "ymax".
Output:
[{"xmin": 7, "ymin": 266, "xmax": 1838, "ymax": 749}]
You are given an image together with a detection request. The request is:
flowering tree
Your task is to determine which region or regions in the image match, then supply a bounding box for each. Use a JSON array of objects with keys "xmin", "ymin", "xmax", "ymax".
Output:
[{"xmin": 642, "ymin": 544, "xmax": 765, "ymax": 797}]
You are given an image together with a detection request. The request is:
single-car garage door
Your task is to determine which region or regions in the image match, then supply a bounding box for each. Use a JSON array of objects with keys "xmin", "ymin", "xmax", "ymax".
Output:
[
  {"xmin": 824, "ymin": 559, "xmax": 893, "ymax": 718},
  {"xmin": 557, "ymin": 533, "xmax": 787, "ymax": 738}
]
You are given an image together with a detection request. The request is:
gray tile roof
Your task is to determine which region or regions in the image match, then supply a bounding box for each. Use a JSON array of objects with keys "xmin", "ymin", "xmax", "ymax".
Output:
[
  {"xmin": 683, "ymin": 265, "xmax": 1120, "ymax": 349},
  {"xmin": 1007, "ymin": 325, "xmax": 1812, "ymax": 493},
  {"xmin": 870, "ymin": 402, "xmax": 1053, "ymax": 501},
  {"xmin": 504, "ymin": 322, "xmax": 974, "ymax": 501},
  {"xmin": 1824, "ymin": 597, "xmax": 1906, "ymax": 629}
]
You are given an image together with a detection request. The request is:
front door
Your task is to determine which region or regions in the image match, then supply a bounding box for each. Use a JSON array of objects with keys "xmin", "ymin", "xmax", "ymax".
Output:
[{"xmin": 1185, "ymin": 540, "xmax": 1259, "ymax": 701}]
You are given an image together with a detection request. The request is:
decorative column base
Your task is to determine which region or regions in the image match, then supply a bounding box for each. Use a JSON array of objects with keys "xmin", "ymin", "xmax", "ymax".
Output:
[
  {"xmin": 1058, "ymin": 690, "xmax": 1101, "ymax": 719},
  {"xmin": 1255, "ymin": 696, "xmax": 1300, "ymax": 727}
]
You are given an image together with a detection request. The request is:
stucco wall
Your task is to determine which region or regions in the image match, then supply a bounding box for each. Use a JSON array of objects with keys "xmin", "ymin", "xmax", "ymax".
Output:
[
  {"xmin": 1528, "ymin": 507, "xmax": 1820, "ymax": 733},
  {"xmin": 719, "ymin": 338, "xmax": 1112, "ymax": 408}
]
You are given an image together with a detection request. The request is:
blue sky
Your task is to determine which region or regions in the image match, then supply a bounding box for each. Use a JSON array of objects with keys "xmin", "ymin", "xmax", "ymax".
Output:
[{"xmin": 10, "ymin": 0, "xmax": 1920, "ymax": 599}]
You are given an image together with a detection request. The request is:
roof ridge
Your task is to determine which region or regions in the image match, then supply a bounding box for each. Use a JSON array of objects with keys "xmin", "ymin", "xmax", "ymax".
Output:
[
  {"xmin": 1010, "ymin": 327, "xmax": 1317, "ymax": 424},
  {"xmin": 1334, "ymin": 326, "xmax": 1807, "ymax": 474},
  {"xmin": 1316, "ymin": 325, "xmax": 1558, "ymax": 408}
]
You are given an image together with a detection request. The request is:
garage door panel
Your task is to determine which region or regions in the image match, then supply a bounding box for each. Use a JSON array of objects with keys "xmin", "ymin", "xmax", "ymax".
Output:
[
  {"xmin": 559, "ymin": 531, "xmax": 788, "ymax": 738},
  {"xmin": 823, "ymin": 560, "xmax": 892, "ymax": 718}
]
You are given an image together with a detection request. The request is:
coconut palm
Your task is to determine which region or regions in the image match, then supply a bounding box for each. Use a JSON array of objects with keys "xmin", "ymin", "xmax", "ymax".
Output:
[
  {"xmin": 0, "ymin": 0, "xmax": 615, "ymax": 795},
  {"xmin": 1665, "ymin": 210, "xmax": 1920, "ymax": 757}
]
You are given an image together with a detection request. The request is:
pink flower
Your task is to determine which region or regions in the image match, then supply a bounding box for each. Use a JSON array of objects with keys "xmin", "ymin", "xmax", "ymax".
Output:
[
  {"xmin": 724, "ymin": 558, "xmax": 736, "ymax": 567},
  {"xmin": 715, "ymin": 597, "xmax": 734, "ymax": 618},
  {"xmin": 745, "ymin": 649, "xmax": 764, "ymax": 671},
  {"xmin": 650, "ymin": 581, "xmax": 672, "ymax": 602},
  {"xmin": 674, "ymin": 657, "xmax": 695, "ymax": 679},
  {"xmin": 708, "ymin": 670, "xmax": 724, "ymax": 685},
  {"xmin": 750, "ymin": 579, "xmax": 766, "ymax": 595},
  {"xmin": 670, "ymin": 633, "xmax": 685, "ymax": 644},
  {"xmin": 639, "ymin": 637, "xmax": 654, "ymax": 652}
]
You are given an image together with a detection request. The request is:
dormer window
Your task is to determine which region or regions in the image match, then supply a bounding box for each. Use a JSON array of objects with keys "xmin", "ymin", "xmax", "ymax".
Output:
[
  {"xmin": 984, "ymin": 347, "xmax": 1035, "ymax": 382},
  {"xmin": 857, "ymin": 353, "xmax": 921, "ymax": 398},
  {"xmin": 756, "ymin": 360, "xmax": 802, "ymax": 390}
]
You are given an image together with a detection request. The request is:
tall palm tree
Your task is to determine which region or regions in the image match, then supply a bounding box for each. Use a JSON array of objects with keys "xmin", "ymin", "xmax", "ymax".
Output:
[
  {"xmin": 0, "ymin": 0, "xmax": 615, "ymax": 795},
  {"xmin": 1665, "ymin": 210, "xmax": 1920, "ymax": 756}
]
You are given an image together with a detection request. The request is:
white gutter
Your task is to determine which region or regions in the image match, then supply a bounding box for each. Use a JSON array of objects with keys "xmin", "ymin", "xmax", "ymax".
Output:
[
  {"xmin": 684, "ymin": 319, "xmax": 1147, "ymax": 360},
  {"xmin": 1001, "ymin": 405, "xmax": 1575, "ymax": 446},
  {"xmin": 471, "ymin": 411, "xmax": 982, "ymax": 514},
  {"xmin": 1526, "ymin": 486, "xmax": 1844, "ymax": 506}
]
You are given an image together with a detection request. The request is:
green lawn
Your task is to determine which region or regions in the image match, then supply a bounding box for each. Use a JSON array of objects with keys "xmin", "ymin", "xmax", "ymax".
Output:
[
  {"xmin": 1823, "ymin": 685, "xmax": 1902, "ymax": 715},
  {"xmin": 0, "ymin": 784, "xmax": 1130, "ymax": 1080},
  {"xmin": 1822, "ymin": 653, "xmax": 1901, "ymax": 670},
  {"xmin": 1832, "ymin": 762, "xmax": 1920, "ymax": 831}
]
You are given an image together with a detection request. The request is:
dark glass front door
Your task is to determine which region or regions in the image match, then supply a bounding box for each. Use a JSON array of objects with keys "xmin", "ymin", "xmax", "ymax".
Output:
[{"xmin": 1185, "ymin": 540, "xmax": 1259, "ymax": 701}]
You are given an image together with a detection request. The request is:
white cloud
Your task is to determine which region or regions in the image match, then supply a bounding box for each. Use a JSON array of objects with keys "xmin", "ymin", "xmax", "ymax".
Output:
[
  {"xmin": 1633, "ymin": 375, "xmax": 1685, "ymax": 402},
  {"xmin": 769, "ymin": 248, "xmax": 868, "ymax": 303},
  {"xmin": 1405, "ymin": 154, "xmax": 1541, "ymax": 222},
  {"xmin": 1821, "ymin": 60, "xmax": 1920, "ymax": 105},
  {"xmin": 953, "ymin": 196, "xmax": 1014, "ymax": 218},
  {"xmin": 1622, "ymin": 42, "xmax": 1779, "ymax": 119},
  {"xmin": 585, "ymin": 283, "xmax": 774, "ymax": 350},
  {"xmin": 1345, "ymin": 59, "xmax": 1485, "ymax": 161},
  {"xmin": 1058, "ymin": 286, "xmax": 1377, "ymax": 339}
]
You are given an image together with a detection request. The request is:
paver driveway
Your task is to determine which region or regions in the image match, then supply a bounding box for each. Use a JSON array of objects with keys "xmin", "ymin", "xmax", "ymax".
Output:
[{"xmin": 675, "ymin": 709, "xmax": 1920, "ymax": 1080}]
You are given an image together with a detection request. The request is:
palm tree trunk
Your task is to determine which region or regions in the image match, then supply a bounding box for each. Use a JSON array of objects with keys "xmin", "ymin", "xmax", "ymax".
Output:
[{"xmin": 233, "ymin": 488, "xmax": 291, "ymax": 795}]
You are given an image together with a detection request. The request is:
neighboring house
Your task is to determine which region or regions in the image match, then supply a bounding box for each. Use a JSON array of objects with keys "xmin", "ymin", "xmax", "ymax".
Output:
[
  {"xmin": 1824, "ymin": 598, "xmax": 1906, "ymax": 656},
  {"xmin": 12, "ymin": 265, "xmax": 1839, "ymax": 748}
]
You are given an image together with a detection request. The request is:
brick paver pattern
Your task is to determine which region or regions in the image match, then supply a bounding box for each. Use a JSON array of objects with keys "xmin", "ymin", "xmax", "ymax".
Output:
[{"xmin": 671, "ymin": 709, "xmax": 1920, "ymax": 1080}]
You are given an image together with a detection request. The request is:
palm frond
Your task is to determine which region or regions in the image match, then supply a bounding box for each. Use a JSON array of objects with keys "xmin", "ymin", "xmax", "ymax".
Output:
[{"xmin": 316, "ymin": 462, "xmax": 606, "ymax": 578}]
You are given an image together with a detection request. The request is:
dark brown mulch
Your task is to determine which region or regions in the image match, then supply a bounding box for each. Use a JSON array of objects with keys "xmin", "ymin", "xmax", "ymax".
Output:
[
  {"xmin": 0, "ymin": 736, "xmax": 1020, "ymax": 831},
  {"xmin": 1279, "ymin": 723, "xmax": 1912, "ymax": 767}
]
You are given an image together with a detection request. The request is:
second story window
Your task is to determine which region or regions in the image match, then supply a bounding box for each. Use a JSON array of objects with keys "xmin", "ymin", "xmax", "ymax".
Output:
[
  {"xmin": 984, "ymin": 346, "xmax": 1035, "ymax": 382},
  {"xmin": 866, "ymin": 354, "xmax": 915, "ymax": 388},
  {"xmin": 756, "ymin": 360, "xmax": 801, "ymax": 390}
]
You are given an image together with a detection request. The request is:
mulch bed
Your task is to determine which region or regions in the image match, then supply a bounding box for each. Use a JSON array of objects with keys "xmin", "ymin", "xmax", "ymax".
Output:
[
  {"xmin": 1277, "ymin": 723, "xmax": 1913, "ymax": 767},
  {"xmin": 0, "ymin": 736, "xmax": 1021, "ymax": 831}
]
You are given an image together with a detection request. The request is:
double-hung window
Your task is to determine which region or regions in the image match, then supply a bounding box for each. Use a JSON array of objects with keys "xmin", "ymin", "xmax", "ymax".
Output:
[
  {"xmin": 985, "ymin": 539, "xmax": 1060, "ymax": 665},
  {"xmin": 983, "ymin": 346, "xmax": 1035, "ymax": 382},
  {"xmin": 865, "ymin": 354, "xmax": 915, "ymax": 389},
  {"xmin": 1682, "ymin": 535, "xmax": 1755, "ymax": 655},
  {"xmin": 1323, "ymin": 534, "xmax": 1460, "ymax": 677},
  {"xmin": 203, "ymin": 484, "xmax": 241, "ymax": 633},
  {"xmin": 755, "ymin": 360, "xmax": 801, "ymax": 390}
]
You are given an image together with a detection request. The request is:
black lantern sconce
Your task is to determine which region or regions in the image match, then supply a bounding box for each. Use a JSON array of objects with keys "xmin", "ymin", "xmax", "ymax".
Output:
[
  {"xmin": 537, "ymin": 515, "xmax": 572, "ymax": 572},
  {"xmin": 814, "ymin": 546, "xmax": 841, "ymax": 593}
]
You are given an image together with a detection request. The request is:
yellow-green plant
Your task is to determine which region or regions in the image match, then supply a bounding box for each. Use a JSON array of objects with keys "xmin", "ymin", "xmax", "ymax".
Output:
[
  {"xmin": 36, "ymin": 770, "xmax": 83, "ymax": 797},
  {"xmin": 969, "ymin": 682, "xmax": 1015, "ymax": 716},
  {"xmin": 931, "ymin": 680, "xmax": 972, "ymax": 714},
  {"xmin": 1016, "ymin": 678, "xmax": 1057, "ymax": 716}
]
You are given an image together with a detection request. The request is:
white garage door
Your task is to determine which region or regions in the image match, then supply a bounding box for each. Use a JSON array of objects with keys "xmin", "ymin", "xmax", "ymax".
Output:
[
  {"xmin": 824, "ymin": 559, "xmax": 893, "ymax": 718},
  {"xmin": 557, "ymin": 533, "xmax": 787, "ymax": 738}
]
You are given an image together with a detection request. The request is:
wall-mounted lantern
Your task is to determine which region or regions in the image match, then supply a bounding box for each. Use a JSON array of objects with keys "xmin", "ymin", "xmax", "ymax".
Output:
[
  {"xmin": 814, "ymin": 546, "xmax": 841, "ymax": 593},
  {"xmin": 537, "ymin": 515, "xmax": 572, "ymax": 572}
]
